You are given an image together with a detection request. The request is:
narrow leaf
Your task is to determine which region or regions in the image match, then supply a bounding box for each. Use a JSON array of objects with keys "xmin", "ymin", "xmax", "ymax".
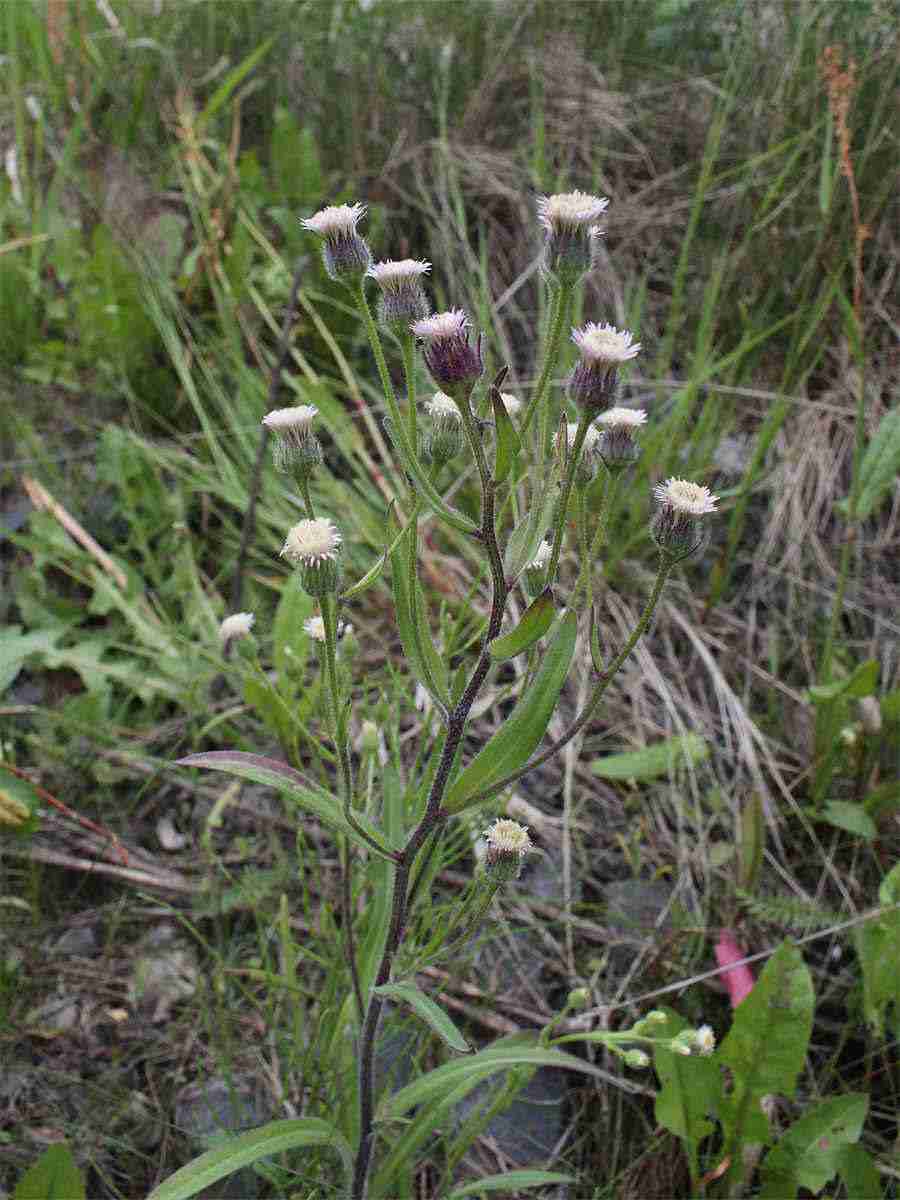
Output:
[
  {"xmin": 488, "ymin": 590, "xmax": 555, "ymax": 661},
  {"xmin": 443, "ymin": 611, "xmax": 577, "ymax": 813},
  {"xmin": 503, "ymin": 481, "xmax": 556, "ymax": 581},
  {"xmin": 272, "ymin": 572, "xmax": 314, "ymax": 686},
  {"xmin": 176, "ymin": 752, "xmax": 386, "ymax": 854},
  {"xmin": 375, "ymin": 981, "xmax": 471, "ymax": 1053},
  {"xmin": 446, "ymin": 1170, "xmax": 575, "ymax": 1198},
  {"xmin": 855, "ymin": 406, "xmax": 900, "ymax": 520},
  {"xmin": 199, "ymin": 38, "xmax": 275, "ymax": 126},
  {"xmin": 147, "ymin": 1118, "xmax": 351, "ymax": 1200},
  {"xmin": 490, "ymin": 385, "xmax": 521, "ymax": 484},
  {"xmin": 808, "ymin": 658, "xmax": 878, "ymax": 703},
  {"xmin": 591, "ymin": 734, "xmax": 709, "ymax": 781},
  {"xmin": 389, "ymin": 517, "xmax": 449, "ymax": 712}
]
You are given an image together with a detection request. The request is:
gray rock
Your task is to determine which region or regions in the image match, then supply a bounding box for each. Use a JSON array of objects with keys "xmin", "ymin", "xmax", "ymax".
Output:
[{"xmin": 174, "ymin": 1075, "xmax": 274, "ymax": 1200}]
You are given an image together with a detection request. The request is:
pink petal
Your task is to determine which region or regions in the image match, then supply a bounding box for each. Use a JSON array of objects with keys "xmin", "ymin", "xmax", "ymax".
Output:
[{"xmin": 715, "ymin": 931, "xmax": 755, "ymax": 1008}]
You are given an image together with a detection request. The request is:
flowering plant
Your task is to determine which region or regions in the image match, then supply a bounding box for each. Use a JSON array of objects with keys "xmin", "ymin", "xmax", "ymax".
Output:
[{"xmin": 155, "ymin": 191, "xmax": 721, "ymax": 1200}]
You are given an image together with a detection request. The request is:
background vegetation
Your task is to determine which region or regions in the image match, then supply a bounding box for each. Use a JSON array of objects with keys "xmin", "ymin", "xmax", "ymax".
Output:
[{"xmin": 1, "ymin": 0, "xmax": 898, "ymax": 1196}]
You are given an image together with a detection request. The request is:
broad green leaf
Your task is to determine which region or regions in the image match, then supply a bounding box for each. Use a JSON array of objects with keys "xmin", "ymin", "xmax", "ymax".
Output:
[
  {"xmin": 176, "ymin": 752, "xmax": 386, "ymax": 854},
  {"xmin": 198, "ymin": 38, "xmax": 275, "ymax": 126},
  {"xmin": 375, "ymin": 981, "xmax": 470, "ymax": 1053},
  {"xmin": 819, "ymin": 801, "xmax": 877, "ymax": 841},
  {"xmin": 652, "ymin": 1010, "xmax": 720, "ymax": 1168},
  {"xmin": 490, "ymin": 386, "xmax": 521, "ymax": 484},
  {"xmin": 389, "ymin": 518, "xmax": 449, "ymax": 712},
  {"xmin": 446, "ymin": 1170, "xmax": 575, "ymax": 1198},
  {"xmin": 808, "ymin": 658, "xmax": 879, "ymax": 703},
  {"xmin": 719, "ymin": 942, "xmax": 814, "ymax": 1152},
  {"xmin": 380, "ymin": 1041, "xmax": 617, "ymax": 1122},
  {"xmin": 488, "ymin": 590, "xmax": 555, "ymax": 661},
  {"xmin": 0, "ymin": 626, "xmax": 60, "ymax": 695},
  {"xmin": 760, "ymin": 1093, "xmax": 868, "ymax": 1199},
  {"xmin": 443, "ymin": 611, "xmax": 577, "ymax": 813},
  {"xmin": 147, "ymin": 1118, "xmax": 351, "ymax": 1200},
  {"xmin": 836, "ymin": 1143, "xmax": 882, "ymax": 1200},
  {"xmin": 591, "ymin": 734, "xmax": 709, "ymax": 781},
  {"xmin": 0, "ymin": 770, "xmax": 42, "ymax": 835},
  {"xmin": 272, "ymin": 573, "xmax": 314, "ymax": 686},
  {"xmin": 13, "ymin": 1143, "xmax": 85, "ymax": 1200}
]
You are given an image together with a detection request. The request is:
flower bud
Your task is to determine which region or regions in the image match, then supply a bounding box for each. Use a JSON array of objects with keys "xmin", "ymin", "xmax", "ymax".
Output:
[
  {"xmin": 367, "ymin": 259, "xmax": 431, "ymax": 335},
  {"xmin": 424, "ymin": 391, "xmax": 465, "ymax": 466},
  {"xmin": 650, "ymin": 478, "xmax": 719, "ymax": 560},
  {"xmin": 262, "ymin": 406, "xmax": 323, "ymax": 477},
  {"xmin": 412, "ymin": 310, "xmax": 483, "ymax": 397},
  {"xmin": 623, "ymin": 1048, "xmax": 651, "ymax": 1069},
  {"xmin": 567, "ymin": 987, "xmax": 590, "ymax": 1009},
  {"xmin": 596, "ymin": 406, "xmax": 647, "ymax": 470},
  {"xmin": 301, "ymin": 202, "xmax": 371, "ymax": 285},
  {"xmin": 537, "ymin": 191, "xmax": 608, "ymax": 287},
  {"xmin": 281, "ymin": 517, "xmax": 343, "ymax": 597},
  {"xmin": 481, "ymin": 818, "xmax": 533, "ymax": 883},
  {"xmin": 569, "ymin": 323, "xmax": 641, "ymax": 412}
]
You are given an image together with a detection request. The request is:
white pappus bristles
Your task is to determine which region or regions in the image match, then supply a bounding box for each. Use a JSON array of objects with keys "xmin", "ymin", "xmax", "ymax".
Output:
[
  {"xmin": 367, "ymin": 259, "xmax": 431, "ymax": 289},
  {"xmin": 263, "ymin": 405, "xmax": 319, "ymax": 437},
  {"xmin": 571, "ymin": 322, "xmax": 641, "ymax": 365},
  {"xmin": 537, "ymin": 191, "xmax": 609, "ymax": 234},
  {"xmin": 596, "ymin": 407, "xmax": 647, "ymax": 468},
  {"xmin": 412, "ymin": 309, "xmax": 483, "ymax": 394},
  {"xmin": 482, "ymin": 818, "xmax": 534, "ymax": 882},
  {"xmin": 301, "ymin": 202, "xmax": 370, "ymax": 282},
  {"xmin": 653, "ymin": 478, "xmax": 719, "ymax": 516},
  {"xmin": 412, "ymin": 309, "xmax": 469, "ymax": 343},
  {"xmin": 596, "ymin": 406, "xmax": 647, "ymax": 429},
  {"xmin": 281, "ymin": 518, "xmax": 342, "ymax": 566},
  {"xmin": 219, "ymin": 612, "xmax": 255, "ymax": 643},
  {"xmin": 425, "ymin": 392, "xmax": 462, "ymax": 423},
  {"xmin": 301, "ymin": 202, "xmax": 367, "ymax": 241},
  {"xmin": 556, "ymin": 422, "xmax": 601, "ymax": 455}
]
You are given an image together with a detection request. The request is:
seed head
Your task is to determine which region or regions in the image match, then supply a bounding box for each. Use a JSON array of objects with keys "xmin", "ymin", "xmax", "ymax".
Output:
[
  {"xmin": 568, "ymin": 323, "xmax": 641, "ymax": 411},
  {"xmin": 537, "ymin": 191, "xmax": 608, "ymax": 286},
  {"xmin": 482, "ymin": 818, "xmax": 533, "ymax": 882},
  {"xmin": 219, "ymin": 612, "xmax": 255, "ymax": 645},
  {"xmin": 651, "ymin": 478, "xmax": 719, "ymax": 559},
  {"xmin": 301, "ymin": 201, "xmax": 371, "ymax": 284},
  {"xmin": 425, "ymin": 391, "xmax": 462, "ymax": 424},
  {"xmin": 367, "ymin": 258, "xmax": 431, "ymax": 331},
  {"xmin": 595, "ymin": 406, "xmax": 647, "ymax": 469},
  {"xmin": 282, "ymin": 518, "xmax": 343, "ymax": 596},
  {"xmin": 695, "ymin": 1025, "xmax": 716, "ymax": 1056},
  {"xmin": 412, "ymin": 309, "xmax": 483, "ymax": 396}
]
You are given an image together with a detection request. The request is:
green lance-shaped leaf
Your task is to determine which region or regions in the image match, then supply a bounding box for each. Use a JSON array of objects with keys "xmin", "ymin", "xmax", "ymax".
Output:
[
  {"xmin": 839, "ymin": 404, "xmax": 900, "ymax": 520},
  {"xmin": 808, "ymin": 657, "xmax": 879, "ymax": 703},
  {"xmin": 379, "ymin": 1039, "xmax": 623, "ymax": 1123},
  {"xmin": 176, "ymin": 752, "xmax": 388, "ymax": 855},
  {"xmin": 651, "ymin": 1010, "xmax": 721, "ymax": 1181},
  {"xmin": 853, "ymin": 861, "xmax": 900, "ymax": 1035},
  {"xmin": 443, "ymin": 610, "xmax": 577, "ymax": 814},
  {"xmin": 375, "ymin": 980, "xmax": 471, "ymax": 1053},
  {"xmin": 718, "ymin": 941, "xmax": 814, "ymax": 1151},
  {"xmin": 389, "ymin": 516, "xmax": 450, "ymax": 713},
  {"xmin": 446, "ymin": 1170, "xmax": 576, "ymax": 1198},
  {"xmin": 490, "ymin": 384, "xmax": 521, "ymax": 484},
  {"xmin": 591, "ymin": 733, "xmax": 709, "ymax": 782},
  {"xmin": 13, "ymin": 1143, "xmax": 86, "ymax": 1200},
  {"xmin": 759, "ymin": 1093, "xmax": 869, "ymax": 1200},
  {"xmin": 146, "ymin": 1117, "xmax": 352, "ymax": 1200},
  {"xmin": 488, "ymin": 590, "xmax": 555, "ymax": 661}
]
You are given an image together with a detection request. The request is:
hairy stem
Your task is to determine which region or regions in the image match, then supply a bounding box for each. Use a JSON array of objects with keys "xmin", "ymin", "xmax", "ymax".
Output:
[{"xmin": 546, "ymin": 408, "xmax": 592, "ymax": 587}]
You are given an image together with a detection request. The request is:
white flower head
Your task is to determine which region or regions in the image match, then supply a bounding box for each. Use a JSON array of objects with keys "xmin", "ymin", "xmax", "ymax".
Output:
[
  {"xmin": 695, "ymin": 1025, "xmax": 716, "ymax": 1056},
  {"xmin": 537, "ymin": 191, "xmax": 609, "ymax": 235},
  {"xmin": 263, "ymin": 405, "xmax": 318, "ymax": 437},
  {"xmin": 219, "ymin": 612, "xmax": 255, "ymax": 643},
  {"xmin": 412, "ymin": 309, "xmax": 469, "ymax": 343},
  {"xmin": 596, "ymin": 406, "xmax": 647, "ymax": 429},
  {"xmin": 367, "ymin": 258, "xmax": 431, "ymax": 290},
  {"xmin": 482, "ymin": 818, "xmax": 533, "ymax": 880},
  {"xmin": 301, "ymin": 202, "xmax": 367, "ymax": 242},
  {"xmin": 426, "ymin": 392, "xmax": 462, "ymax": 423},
  {"xmin": 527, "ymin": 539, "xmax": 553, "ymax": 571},
  {"xmin": 653, "ymin": 478, "xmax": 719, "ymax": 517},
  {"xmin": 572, "ymin": 322, "xmax": 641, "ymax": 366},
  {"xmin": 281, "ymin": 517, "xmax": 342, "ymax": 566},
  {"xmin": 500, "ymin": 393, "xmax": 522, "ymax": 418},
  {"xmin": 303, "ymin": 616, "xmax": 327, "ymax": 642}
]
